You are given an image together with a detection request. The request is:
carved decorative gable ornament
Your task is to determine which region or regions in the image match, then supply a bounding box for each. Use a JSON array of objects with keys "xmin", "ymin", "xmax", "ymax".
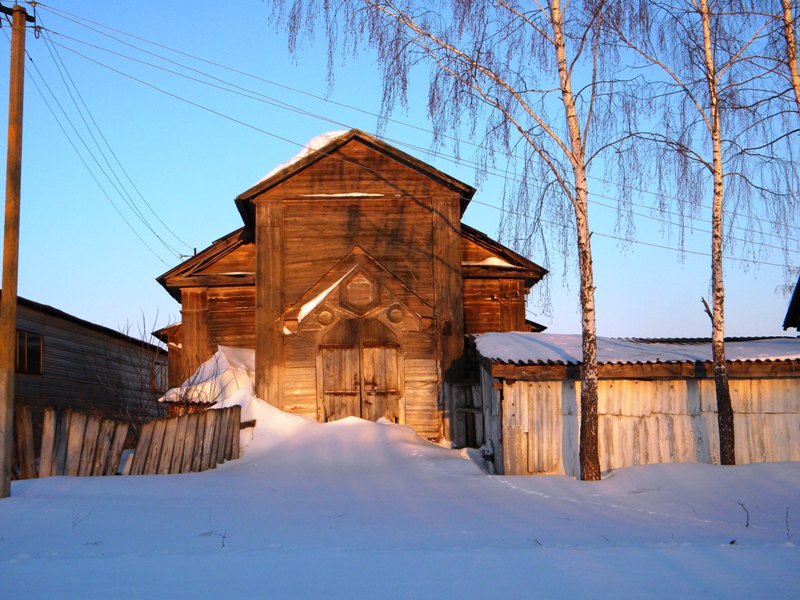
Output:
[{"xmin": 281, "ymin": 246, "xmax": 432, "ymax": 336}]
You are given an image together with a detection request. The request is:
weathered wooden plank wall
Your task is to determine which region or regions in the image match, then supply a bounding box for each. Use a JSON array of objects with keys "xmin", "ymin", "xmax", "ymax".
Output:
[
  {"xmin": 446, "ymin": 381, "xmax": 484, "ymax": 449},
  {"xmin": 14, "ymin": 302, "xmax": 167, "ymax": 432},
  {"xmin": 207, "ymin": 287, "xmax": 256, "ymax": 349},
  {"xmin": 283, "ymin": 198, "xmax": 436, "ymax": 306},
  {"xmin": 13, "ymin": 405, "xmax": 36, "ymax": 479},
  {"xmin": 489, "ymin": 376, "xmax": 800, "ymax": 476},
  {"xmin": 461, "ymin": 231, "xmax": 534, "ymax": 335},
  {"xmin": 478, "ymin": 359, "xmax": 503, "ymax": 474}
]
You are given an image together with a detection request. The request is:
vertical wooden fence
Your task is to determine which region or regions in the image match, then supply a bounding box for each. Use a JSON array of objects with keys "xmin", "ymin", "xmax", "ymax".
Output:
[
  {"xmin": 12, "ymin": 405, "xmax": 243, "ymax": 479},
  {"xmin": 13, "ymin": 406, "xmax": 130, "ymax": 478},
  {"xmin": 129, "ymin": 405, "xmax": 241, "ymax": 475}
]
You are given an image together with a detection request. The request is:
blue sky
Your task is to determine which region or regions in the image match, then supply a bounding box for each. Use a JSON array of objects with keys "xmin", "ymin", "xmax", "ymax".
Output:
[{"xmin": 0, "ymin": 0, "xmax": 796, "ymax": 340}]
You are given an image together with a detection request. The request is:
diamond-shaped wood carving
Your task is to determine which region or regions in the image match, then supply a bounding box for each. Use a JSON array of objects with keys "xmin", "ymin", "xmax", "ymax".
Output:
[{"xmin": 341, "ymin": 272, "xmax": 379, "ymax": 314}]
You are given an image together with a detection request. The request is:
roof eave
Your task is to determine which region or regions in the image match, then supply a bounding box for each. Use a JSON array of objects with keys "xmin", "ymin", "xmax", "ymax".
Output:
[
  {"xmin": 156, "ymin": 227, "xmax": 253, "ymax": 301},
  {"xmin": 461, "ymin": 223, "xmax": 548, "ymax": 277}
]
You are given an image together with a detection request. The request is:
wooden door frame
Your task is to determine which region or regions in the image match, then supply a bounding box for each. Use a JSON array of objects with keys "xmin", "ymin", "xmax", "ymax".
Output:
[
  {"xmin": 315, "ymin": 317, "xmax": 404, "ymax": 423},
  {"xmin": 319, "ymin": 343, "xmax": 360, "ymax": 422}
]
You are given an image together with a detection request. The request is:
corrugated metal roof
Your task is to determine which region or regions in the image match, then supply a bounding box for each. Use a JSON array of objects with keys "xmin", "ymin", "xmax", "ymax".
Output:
[{"xmin": 475, "ymin": 332, "xmax": 800, "ymax": 366}]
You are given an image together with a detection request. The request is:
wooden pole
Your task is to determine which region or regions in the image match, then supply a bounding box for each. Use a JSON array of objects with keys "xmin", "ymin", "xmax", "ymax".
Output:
[{"xmin": 0, "ymin": 4, "xmax": 31, "ymax": 499}]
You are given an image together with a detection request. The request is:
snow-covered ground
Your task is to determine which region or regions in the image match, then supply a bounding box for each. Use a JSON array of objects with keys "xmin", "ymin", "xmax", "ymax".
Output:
[{"xmin": 1, "ymin": 394, "xmax": 797, "ymax": 599}]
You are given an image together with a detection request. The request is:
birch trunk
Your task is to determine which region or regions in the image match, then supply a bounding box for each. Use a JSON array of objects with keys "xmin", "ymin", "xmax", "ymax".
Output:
[
  {"xmin": 552, "ymin": 0, "xmax": 601, "ymax": 481},
  {"xmin": 701, "ymin": 0, "xmax": 735, "ymax": 465},
  {"xmin": 782, "ymin": 0, "xmax": 800, "ymax": 113}
]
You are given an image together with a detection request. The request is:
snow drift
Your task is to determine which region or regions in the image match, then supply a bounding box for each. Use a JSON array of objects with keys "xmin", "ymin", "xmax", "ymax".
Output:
[{"xmin": 6, "ymin": 345, "xmax": 794, "ymax": 598}]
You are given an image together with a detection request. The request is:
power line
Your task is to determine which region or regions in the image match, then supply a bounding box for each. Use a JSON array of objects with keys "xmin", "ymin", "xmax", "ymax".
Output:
[
  {"xmin": 34, "ymin": 3, "xmax": 800, "ymax": 251},
  {"xmin": 34, "ymin": 1, "xmax": 800, "ymax": 238},
  {"xmin": 41, "ymin": 28, "xmax": 193, "ymax": 251},
  {"xmin": 24, "ymin": 61, "xmax": 170, "ymax": 266},
  {"xmin": 0, "ymin": 25, "xmax": 171, "ymax": 266},
  {"xmin": 38, "ymin": 30, "xmax": 184, "ymax": 258},
  {"xmin": 469, "ymin": 198, "xmax": 793, "ymax": 269},
  {"xmin": 31, "ymin": 9, "xmax": 192, "ymax": 255},
  {"xmin": 389, "ymin": 136, "xmax": 800, "ymax": 255},
  {"xmin": 31, "ymin": 2, "xmax": 443, "ymax": 138},
  {"xmin": 44, "ymin": 29, "xmax": 353, "ymax": 134},
  {"xmin": 21, "ymin": 4, "xmax": 800, "ymax": 271},
  {"xmin": 43, "ymin": 23, "xmax": 800, "ymax": 256},
  {"xmin": 1, "ymin": 13, "xmax": 193, "ymax": 262},
  {"xmin": 42, "ymin": 31, "xmax": 797, "ymax": 271}
]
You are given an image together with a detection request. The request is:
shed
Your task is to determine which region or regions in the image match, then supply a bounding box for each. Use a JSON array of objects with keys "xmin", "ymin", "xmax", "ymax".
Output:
[
  {"xmin": 4, "ymin": 292, "xmax": 168, "ymax": 442},
  {"xmin": 156, "ymin": 130, "xmax": 546, "ymax": 441},
  {"xmin": 474, "ymin": 332, "xmax": 800, "ymax": 476}
]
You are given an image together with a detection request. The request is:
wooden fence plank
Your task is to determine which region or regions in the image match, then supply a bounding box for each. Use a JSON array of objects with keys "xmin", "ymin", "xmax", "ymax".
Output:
[
  {"xmin": 130, "ymin": 420, "xmax": 155, "ymax": 476},
  {"xmin": 14, "ymin": 405, "xmax": 36, "ymax": 479},
  {"xmin": 231, "ymin": 405, "xmax": 241, "ymax": 460},
  {"xmin": 144, "ymin": 419, "xmax": 167, "ymax": 475},
  {"xmin": 78, "ymin": 416, "xmax": 102, "ymax": 477},
  {"xmin": 54, "ymin": 409, "xmax": 70, "ymax": 476},
  {"xmin": 106, "ymin": 422, "xmax": 129, "ymax": 476},
  {"xmin": 39, "ymin": 408, "xmax": 58, "ymax": 478},
  {"xmin": 224, "ymin": 407, "xmax": 234, "ymax": 461},
  {"xmin": 170, "ymin": 414, "xmax": 189, "ymax": 474},
  {"xmin": 216, "ymin": 409, "xmax": 229, "ymax": 465},
  {"xmin": 66, "ymin": 412, "xmax": 87, "ymax": 476},
  {"xmin": 181, "ymin": 413, "xmax": 199, "ymax": 474},
  {"xmin": 158, "ymin": 417, "xmax": 178, "ymax": 475},
  {"xmin": 192, "ymin": 412, "xmax": 207, "ymax": 473},
  {"xmin": 92, "ymin": 420, "xmax": 115, "ymax": 476},
  {"xmin": 201, "ymin": 410, "xmax": 217, "ymax": 472}
]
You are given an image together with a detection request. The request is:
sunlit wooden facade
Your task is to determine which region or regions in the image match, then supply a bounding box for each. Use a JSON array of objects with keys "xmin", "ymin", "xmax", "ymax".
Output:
[{"xmin": 157, "ymin": 130, "xmax": 545, "ymax": 440}]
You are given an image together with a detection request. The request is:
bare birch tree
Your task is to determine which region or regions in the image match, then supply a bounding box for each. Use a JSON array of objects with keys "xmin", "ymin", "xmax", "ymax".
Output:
[
  {"xmin": 610, "ymin": 0, "xmax": 798, "ymax": 464},
  {"xmin": 271, "ymin": 0, "xmax": 642, "ymax": 480}
]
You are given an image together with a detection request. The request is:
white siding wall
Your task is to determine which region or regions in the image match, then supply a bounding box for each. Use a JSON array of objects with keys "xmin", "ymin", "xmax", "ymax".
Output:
[{"xmin": 496, "ymin": 377, "xmax": 800, "ymax": 476}]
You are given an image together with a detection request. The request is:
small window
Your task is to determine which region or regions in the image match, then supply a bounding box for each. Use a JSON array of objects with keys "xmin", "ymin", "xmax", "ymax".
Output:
[
  {"xmin": 15, "ymin": 330, "xmax": 42, "ymax": 375},
  {"xmin": 152, "ymin": 362, "xmax": 168, "ymax": 394}
]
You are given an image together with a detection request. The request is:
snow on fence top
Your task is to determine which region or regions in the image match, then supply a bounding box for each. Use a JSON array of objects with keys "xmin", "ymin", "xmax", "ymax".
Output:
[{"xmin": 476, "ymin": 332, "xmax": 800, "ymax": 365}]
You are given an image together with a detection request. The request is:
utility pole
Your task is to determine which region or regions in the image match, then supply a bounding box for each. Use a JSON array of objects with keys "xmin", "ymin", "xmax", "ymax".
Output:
[{"xmin": 0, "ymin": 3, "xmax": 33, "ymax": 499}]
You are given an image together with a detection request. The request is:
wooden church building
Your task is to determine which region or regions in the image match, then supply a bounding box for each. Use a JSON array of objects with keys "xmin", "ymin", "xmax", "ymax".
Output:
[{"xmin": 156, "ymin": 130, "xmax": 545, "ymax": 441}]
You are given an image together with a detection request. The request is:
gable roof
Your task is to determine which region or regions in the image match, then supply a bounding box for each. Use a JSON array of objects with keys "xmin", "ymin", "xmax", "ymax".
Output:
[
  {"xmin": 234, "ymin": 129, "xmax": 476, "ymax": 227},
  {"xmin": 461, "ymin": 223, "xmax": 547, "ymax": 286},
  {"xmin": 156, "ymin": 227, "xmax": 254, "ymax": 301},
  {"xmin": 153, "ymin": 322, "xmax": 181, "ymax": 345}
]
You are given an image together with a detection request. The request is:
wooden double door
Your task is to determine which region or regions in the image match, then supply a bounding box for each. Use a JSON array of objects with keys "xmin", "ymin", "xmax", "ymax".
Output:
[{"xmin": 320, "ymin": 319, "xmax": 400, "ymax": 423}]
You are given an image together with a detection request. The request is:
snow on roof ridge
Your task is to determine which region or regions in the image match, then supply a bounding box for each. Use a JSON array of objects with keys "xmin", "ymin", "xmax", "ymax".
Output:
[{"xmin": 258, "ymin": 130, "xmax": 349, "ymax": 184}]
